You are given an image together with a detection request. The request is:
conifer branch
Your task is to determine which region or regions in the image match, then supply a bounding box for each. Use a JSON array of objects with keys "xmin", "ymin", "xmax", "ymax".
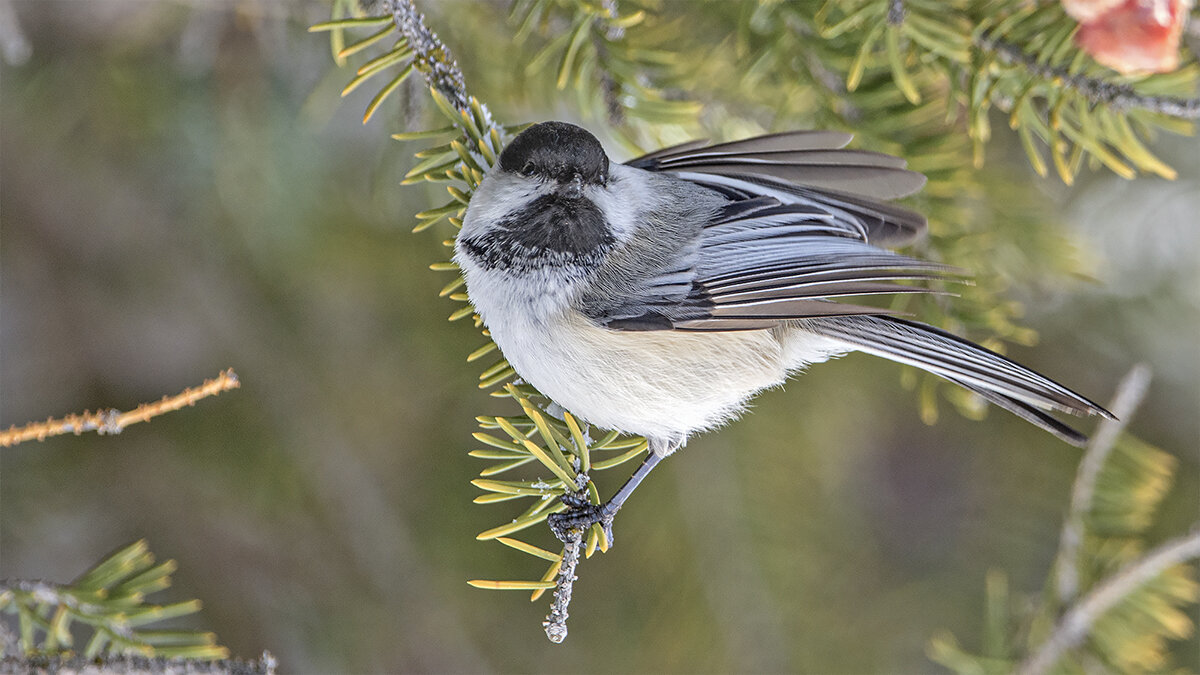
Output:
[
  {"xmin": 385, "ymin": 0, "xmax": 470, "ymax": 114},
  {"xmin": 978, "ymin": 36, "xmax": 1200, "ymax": 119},
  {"xmin": 1054, "ymin": 364, "xmax": 1152, "ymax": 605},
  {"xmin": 0, "ymin": 541, "xmax": 228, "ymax": 661},
  {"xmin": 0, "ymin": 369, "xmax": 240, "ymax": 449},
  {"xmin": 512, "ymin": 0, "xmax": 701, "ymax": 146},
  {"xmin": 1020, "ymin": 530, "xmax": 1200, "ymax": 675}
]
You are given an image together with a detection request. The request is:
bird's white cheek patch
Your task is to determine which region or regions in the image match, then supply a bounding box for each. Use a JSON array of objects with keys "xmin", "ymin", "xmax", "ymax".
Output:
[
  {"xmin": 461, "ymin": 172, "xmax": 552, "ymax": 239},
  {"xmin": 586, "ymin": 166, "xmax": 659, "ymax": 245}
]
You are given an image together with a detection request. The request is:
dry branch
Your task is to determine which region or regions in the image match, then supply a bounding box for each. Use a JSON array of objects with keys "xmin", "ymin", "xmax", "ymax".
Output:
[{"xmin": 0, "ymin": 369, "xmax": 240, "ymax": 448}]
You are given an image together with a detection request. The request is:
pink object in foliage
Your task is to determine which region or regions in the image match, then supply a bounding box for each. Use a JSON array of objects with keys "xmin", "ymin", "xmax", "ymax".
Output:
[{"xmin": 1061, "ymin": 0, "xmax": 1193, "ymax": 74}]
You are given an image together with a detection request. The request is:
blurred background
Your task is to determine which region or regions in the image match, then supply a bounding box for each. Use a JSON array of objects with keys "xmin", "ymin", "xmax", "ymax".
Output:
[{"xmin": 1, "ymin": 1, "xmax": 1197, "ymax": 672}]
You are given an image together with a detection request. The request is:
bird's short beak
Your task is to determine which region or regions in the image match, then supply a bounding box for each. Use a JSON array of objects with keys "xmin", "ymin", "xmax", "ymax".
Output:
[{"xmin": 558, "ymin": 173, "xmax": 584, "ymax": 198}]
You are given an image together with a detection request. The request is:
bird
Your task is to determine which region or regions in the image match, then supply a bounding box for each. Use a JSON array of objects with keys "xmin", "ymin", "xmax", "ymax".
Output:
[{"xmin": 453, "ymin": 120, "xmax": 1112, "ymax": 542}]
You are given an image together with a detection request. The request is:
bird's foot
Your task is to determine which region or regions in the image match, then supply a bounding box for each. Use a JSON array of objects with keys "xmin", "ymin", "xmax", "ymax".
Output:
[{"xmin": 548, "ymin": 492, "xmax": 614, "ymax": 546}]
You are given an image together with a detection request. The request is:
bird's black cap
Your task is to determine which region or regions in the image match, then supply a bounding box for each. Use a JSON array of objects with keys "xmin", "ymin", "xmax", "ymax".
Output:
[{"xmin": 499, "ymin": 121, "xmax": 609, "ymax": 185}]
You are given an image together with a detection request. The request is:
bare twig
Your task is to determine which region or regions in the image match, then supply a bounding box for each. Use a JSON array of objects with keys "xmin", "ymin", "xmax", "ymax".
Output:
[
  {"xmin": 0, "ymin": 369, "xmax": 240, "ymax": 448},
  {"xmin": 543, "ymin": 529, "xmax": 582, "ymax": 643},
  {"xmin": 0, "ymin": 652, "xmax": 277, "ymax": 675},
  {"xmin": 1054, "ymin": 364, "xmax": 1152, "ymax": 605},
  {"xmin": 1019, "ymin": 529, "xmax": 1200, "ymax": 675},
  {"xmin": 978, "ymin": 37, "xmax": 1200, "ymax": 119}
]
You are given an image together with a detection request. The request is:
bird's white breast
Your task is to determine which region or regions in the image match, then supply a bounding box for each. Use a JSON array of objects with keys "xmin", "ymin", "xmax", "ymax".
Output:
[{"xmin": 457, "ymin": 263, "xmax": 845, "ymax": 444}]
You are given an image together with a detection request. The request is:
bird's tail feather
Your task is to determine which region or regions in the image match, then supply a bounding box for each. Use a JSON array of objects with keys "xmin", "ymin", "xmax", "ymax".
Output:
[{"xmin": 801, "ymin": 315, "xmax": 1112, "ymax": 446}]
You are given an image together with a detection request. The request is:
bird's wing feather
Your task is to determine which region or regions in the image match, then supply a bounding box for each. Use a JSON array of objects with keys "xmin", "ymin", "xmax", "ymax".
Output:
[
  {"xmin": 582, "ymin": 135, "xmax": 947, "ymax": 331},
  {"xmin": 628, "ymin": 131, "xmax": 927, "ymax": 245},
  {"xmin": 683, "ymin": 173, "xmax": 929, "ymax": 246},
  {"xmin": 658, "ymin": 162, "xmax": 924, "ymax": 201},
  {"xmin": 627, "ymin": 130, "xmax": 854, "ymax": 166},
  {"xmin": 581, "ymin": 191, "xmax": 951, "ymax": 331}
]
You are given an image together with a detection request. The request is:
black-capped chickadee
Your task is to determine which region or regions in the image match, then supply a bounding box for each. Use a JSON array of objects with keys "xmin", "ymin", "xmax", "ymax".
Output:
[{"xmin": 455, "ymin": 121, "xmax": 1112, "ymax": 541}]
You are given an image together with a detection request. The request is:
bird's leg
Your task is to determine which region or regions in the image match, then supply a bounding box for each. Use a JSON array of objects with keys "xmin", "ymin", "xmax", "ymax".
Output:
[{"xmin": 548, "ymin": 440, "xmax": 674, "ymax": 546}]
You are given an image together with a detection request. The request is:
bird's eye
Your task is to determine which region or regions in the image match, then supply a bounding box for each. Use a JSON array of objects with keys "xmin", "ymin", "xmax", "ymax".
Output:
[{"xmin": 521, "ymin": 161, "xmax": 535, "ymax": 175}]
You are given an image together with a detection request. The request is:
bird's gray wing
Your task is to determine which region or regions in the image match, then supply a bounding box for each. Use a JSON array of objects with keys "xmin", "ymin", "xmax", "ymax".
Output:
[
  {"xmin": 582, "ymin": 132, "xmax": 944, "ymax": 330},
  {"xmin": 579, "ymin": 191, "xmax": 953, "ymax": 331},
  {"xmin": 627, "ymin": 130, "xmax": 927, "ymax": 246}
]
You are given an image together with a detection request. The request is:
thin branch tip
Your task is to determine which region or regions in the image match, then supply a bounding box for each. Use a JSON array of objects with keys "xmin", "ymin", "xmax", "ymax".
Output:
[
  {"xmin": 543, "ymin": 530, "xmax": 583, "ymax": 644},
  {"xmin": 0, "ymin": 369, "xmax": 242, "ymax": 449},
  {"xmin": 1054, "ymin": 364, "xmax": 1152, "ymax": 605}
]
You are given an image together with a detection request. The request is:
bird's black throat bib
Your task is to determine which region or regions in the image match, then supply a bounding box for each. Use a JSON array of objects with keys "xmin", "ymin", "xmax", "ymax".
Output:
[{"xmin": 459, "ymin": 192, "xmax": 615, "ymax": 272}]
